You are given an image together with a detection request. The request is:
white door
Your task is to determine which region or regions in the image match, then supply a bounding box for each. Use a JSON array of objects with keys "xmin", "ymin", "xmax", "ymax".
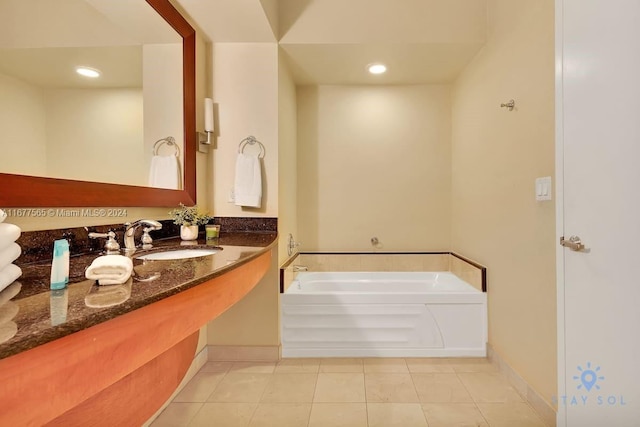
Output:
[{"xmin": 557, "ymin": 1, "xmax": 640, "ymax": 426}]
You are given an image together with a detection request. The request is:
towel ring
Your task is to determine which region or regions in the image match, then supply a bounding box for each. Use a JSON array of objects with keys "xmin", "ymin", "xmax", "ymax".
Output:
[
  {"xmin": 153, "ymin": 136, "xmax": 180, "ymax": 157},
  {"xmin": 238, "ymin": 135, "xmax": 265, "ymax": 158}
]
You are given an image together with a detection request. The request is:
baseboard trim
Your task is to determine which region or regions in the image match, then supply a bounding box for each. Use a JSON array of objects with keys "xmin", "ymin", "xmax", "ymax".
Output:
[
  {"xmin": 208, "ymin": 345, "xmax": 281, "ymax": 362},
  {"xmin": 487, "ymin": 344, "xmax": 556, "ymax": 427}
]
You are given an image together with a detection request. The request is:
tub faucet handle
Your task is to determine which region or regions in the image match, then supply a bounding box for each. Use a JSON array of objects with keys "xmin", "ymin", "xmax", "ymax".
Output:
[{"xmin": 293, "ymin": 265, "xmax": 308, "ymax": 272}]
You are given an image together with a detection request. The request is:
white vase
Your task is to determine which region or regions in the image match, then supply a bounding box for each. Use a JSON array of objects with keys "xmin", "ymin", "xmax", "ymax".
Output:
[{"xmin": 180, "ymin": 225, "xmax": 199, "ymax": 241}]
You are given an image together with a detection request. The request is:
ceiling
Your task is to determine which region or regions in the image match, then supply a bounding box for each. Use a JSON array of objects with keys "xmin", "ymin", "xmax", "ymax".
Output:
[
  {"xmin": 0, "ymin": 0, "xmax": 488, "ymax": 88},
  {"xmin": 0, "ymin": 0, "xmax": 180, "ymax": 88},
  {"xmin": 175, "ymin": 0, "xmax": 488, "ymax": 85}
]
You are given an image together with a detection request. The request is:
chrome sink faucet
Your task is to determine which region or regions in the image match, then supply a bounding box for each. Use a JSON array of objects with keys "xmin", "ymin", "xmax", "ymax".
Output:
[{"xmin": 124, "ymin": 219, "xmax": 162, "ymax": 252}]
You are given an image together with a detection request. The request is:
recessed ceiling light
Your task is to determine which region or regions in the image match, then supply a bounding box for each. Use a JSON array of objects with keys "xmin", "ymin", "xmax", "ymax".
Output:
[
  {"xmin": 367, "ymin": 63, "xmax": 387, "ymax": 75},
  {"xmin": 76, "ymin": 66, "xmax": 101, "ymax": 78}
]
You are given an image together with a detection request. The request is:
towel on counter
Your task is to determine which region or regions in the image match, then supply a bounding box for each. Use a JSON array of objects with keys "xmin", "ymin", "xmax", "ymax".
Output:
[
  {"xmin": 0, "ymin": 264, "xmax": 21, "ymax": 294},
  {"xmin": 0, "ymin": 321, "xmax": 17, "ymax": 344},
  {"xmin": 0, "ymin": 282, "xmax": 21, "ymax": 306},
  {"xmin": 85, "ymin": 278, "xmax": 132, "ymax": 308},
  {"xmin": 85, "ymin": 254, "xmax": 133, "ymax": 286},
  {"xmin": 148, "ymin": 155, "xmax": 182, "ymax": 190},
  {"xmin": 0, "ymin": 301, "xmax": 18, "ymax": 325},
  {"xmin": 0, "ymin": 223, "xmax": 20, "ymax": 253},
  {"xmin": 234, "ymin": 152, "xmax": 262, "ymax": 208},
  {"xmin": 0, "ymin": 243, "xmax": 21, "ymax": 271}
]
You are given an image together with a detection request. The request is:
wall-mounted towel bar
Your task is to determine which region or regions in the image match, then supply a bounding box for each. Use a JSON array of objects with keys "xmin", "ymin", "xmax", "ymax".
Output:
[
  {"xmin": 238, "ymin": 135, "xmax": 265, "ymax": 158},
  {"xmin": 153, "ymin": 136, "xmax": 180, "ymax": 157}
]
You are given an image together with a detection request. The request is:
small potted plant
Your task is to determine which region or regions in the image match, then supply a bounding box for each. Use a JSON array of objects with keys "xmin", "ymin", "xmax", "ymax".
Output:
[{"xmin": 168, "ymin": 203, "xmax": 213, "ymax": 241}]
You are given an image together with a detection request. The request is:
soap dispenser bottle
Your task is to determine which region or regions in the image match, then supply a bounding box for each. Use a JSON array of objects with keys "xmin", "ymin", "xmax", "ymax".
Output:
[{"xmin": 50, "ymin": 239, "xmax": 70, "ymax": 290}]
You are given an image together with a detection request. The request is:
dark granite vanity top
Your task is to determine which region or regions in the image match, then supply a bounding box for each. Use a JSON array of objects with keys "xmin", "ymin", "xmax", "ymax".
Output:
[{"xmin": 0, "ymin": 231, "xmax": 277, "ymax": 360}]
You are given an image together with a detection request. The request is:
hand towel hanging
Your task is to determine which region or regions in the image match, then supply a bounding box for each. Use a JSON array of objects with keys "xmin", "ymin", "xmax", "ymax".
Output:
[{"xmin": 234, "ymin": 152, "xmax": 262, "ymax": 208}]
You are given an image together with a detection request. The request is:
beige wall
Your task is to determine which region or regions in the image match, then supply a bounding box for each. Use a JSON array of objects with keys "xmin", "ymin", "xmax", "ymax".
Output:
[
  {"xmin": 207, "ymin": 246, "xmax": 280, "ymax": 346},
  {"xmin": 210, "ymin": 43, "xmax": 279, "ymax": 217},
  {"xmin": 0, "ymin": 77, "xmax": 147, "ymax": 187},
  {"xmin": 451, "ymin": 0, "xmax": 556, "ymax": 405},
  {"xmin": 277, "ymin": 50, "xmax": 298, "ymax": 263},
  {"xmin": 45, "ymin": 88, "xmax": 144, "ymax": 185},
  {"xmin": 204, "ymin": 43, "xmax": 282, "ymax": 347},
  {"xmin": 297, "ymin": 85, "xmax": 451, "ymax": 252},
  {"xmin": 0, "ymin": 73, "xmax": 47, "ymax": 176}
]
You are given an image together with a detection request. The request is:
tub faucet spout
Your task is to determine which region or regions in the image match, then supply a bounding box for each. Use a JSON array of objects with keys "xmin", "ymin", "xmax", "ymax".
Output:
[{"xmin": 124, "ymin": 219, "xmax": 162, "ymax": 252}]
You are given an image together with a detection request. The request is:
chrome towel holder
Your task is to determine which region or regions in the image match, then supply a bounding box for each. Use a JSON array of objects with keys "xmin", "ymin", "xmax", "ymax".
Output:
[
  {"xmin": 152, "ymin": 136, "xmax": 180, "ymax": 157},
  {"xmin": 238, "ymin": 135, "xmax": 265, "ymax": 158}
]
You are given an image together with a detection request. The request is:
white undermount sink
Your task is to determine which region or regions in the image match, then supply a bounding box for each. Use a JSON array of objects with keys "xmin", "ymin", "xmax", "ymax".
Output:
[{"xmin": 136, "ymin": 248, "xmax": 219, "ymax": 261}]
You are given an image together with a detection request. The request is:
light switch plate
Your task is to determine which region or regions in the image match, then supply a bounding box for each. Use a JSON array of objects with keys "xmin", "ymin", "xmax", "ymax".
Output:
[{"xmin": 535, "ymin": 176, "xmax": 552, "ymax": 201}]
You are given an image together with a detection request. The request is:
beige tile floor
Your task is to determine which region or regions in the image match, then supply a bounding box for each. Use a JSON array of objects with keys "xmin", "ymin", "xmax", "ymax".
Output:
[{"xmin": 150, "ymin": 358, "xmax": 547, "ymax": 427}]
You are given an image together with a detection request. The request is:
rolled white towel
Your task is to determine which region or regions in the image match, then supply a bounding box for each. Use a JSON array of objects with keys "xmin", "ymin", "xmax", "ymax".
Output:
[
  {"xmin": 0, "ymin": 282, "xmax": 20, "ymax": 306},
  {"xmin": 85, "ymin": 278, "xmax": 132, "ymax": 308},
  {"xmin": 0, "ymin": 243, "xmax": 21, "ymax": 271},
  {"xmin": 0, "ymin": 321, "xmax": 17, "ymax": 344},
  {"xmin": 85, "ymin": 255, "xmax": 133, "ymax": 286},
  {"xmin": 0, "ymin": 264, "xmax": 22, "ymax": 294},
  {"xmin": 0, "ymin": 301, "xmax": 18, "ymax": 325},
  {"xmin": 0, "ymin": 223, "xmax": 20, "ymax": 253},
  {"xmin": 0, "ymin": 209, "xmax": 6, "ymax": 223}
]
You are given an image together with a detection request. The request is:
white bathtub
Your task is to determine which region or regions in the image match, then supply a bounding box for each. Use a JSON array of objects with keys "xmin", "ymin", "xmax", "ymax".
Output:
[{"xmin": 281, "ymin": 272, "xmax": 487, "ymax": 357}]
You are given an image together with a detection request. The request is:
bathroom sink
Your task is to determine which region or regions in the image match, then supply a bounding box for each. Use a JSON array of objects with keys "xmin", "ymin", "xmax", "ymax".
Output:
[{"xmin": 135, "ymin": 248, "xmax": 219, "ymax": 261}]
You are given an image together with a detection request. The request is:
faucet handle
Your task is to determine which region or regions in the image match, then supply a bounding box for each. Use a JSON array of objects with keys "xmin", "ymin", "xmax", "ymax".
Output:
[{"xmin": 88, "ymin": 231, "xmax": 121, "ymax": 254}]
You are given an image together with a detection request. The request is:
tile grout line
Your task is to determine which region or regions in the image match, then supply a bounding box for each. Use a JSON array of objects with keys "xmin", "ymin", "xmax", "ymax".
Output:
[
  {"xmin": 181, "ymin": 402, "xmax": 204, "ymax": 427},
  {"xmin": 403, "ymin": 358, "xmax": 432, "ymax": 426},
  {"xmin": 454, "ymin": 367, "xmax": 493, "ymax": 427}
]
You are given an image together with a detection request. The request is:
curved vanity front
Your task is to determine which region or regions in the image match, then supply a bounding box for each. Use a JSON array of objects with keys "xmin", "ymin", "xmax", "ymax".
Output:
[{"xmin": 0, "ymin": 232, "xmax": 277, "ymax": 427}]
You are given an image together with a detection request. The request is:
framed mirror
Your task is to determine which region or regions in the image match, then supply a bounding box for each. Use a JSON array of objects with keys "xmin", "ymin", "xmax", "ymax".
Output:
[{"xmin": 0, "ymin": 0, "xmax": 196, "ymax": 207}]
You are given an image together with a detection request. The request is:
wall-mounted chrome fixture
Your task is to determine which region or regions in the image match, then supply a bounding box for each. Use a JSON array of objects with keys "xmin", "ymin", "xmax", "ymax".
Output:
[
  {"xmin": 500, "ymin": 99, "xmax": 516, "ymax": 111},
  {"xmin": 371, "ymin": 237, "xmax": 383, "ymax": 249},
  {"xmin": 198, "ymin": 98, "xmax": 215, "ymax": 153},
  {"xmin": 288, "ymin": 233, "xmax": 301, "ymax": 256}
]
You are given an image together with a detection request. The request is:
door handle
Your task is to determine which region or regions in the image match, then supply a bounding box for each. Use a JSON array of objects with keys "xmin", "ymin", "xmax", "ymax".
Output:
[{"xmin": 560, "ymin": 235, "xmax": 585, "ymax": 251}]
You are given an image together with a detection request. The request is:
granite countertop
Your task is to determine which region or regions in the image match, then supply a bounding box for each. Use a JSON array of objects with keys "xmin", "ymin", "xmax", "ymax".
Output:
[{"xmin": 0, "ymin": 232, "xmax": 277, "ymax": 360}]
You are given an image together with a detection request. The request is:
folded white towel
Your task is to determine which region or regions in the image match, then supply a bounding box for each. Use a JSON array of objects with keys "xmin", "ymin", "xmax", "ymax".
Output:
[
  {"xmin": 85, "ymin": 278, "xmax": 132, "ymax": 308},
  {"xmin": 148, "ymin": 155, "xmax": 182, "ymax": 190},
  {"xmin": 234, "ymin": 152, "xmax": 262, "ymax": 208},
  {"xmin": 0, "ymin": 321, "xmax": 17, "ymax": 344},
  {"xmin": 85, "ymin": 255, "xmax": 133, "ymax": 286},
  {"xmin": 0, "ymin": 264, "xmax": 21, "ymax": 294},
  {"xmin": 0, "ymin": 281, "xmax": 20, "ymax": 306},
  {"xmin": 0, "ymin": 223, "xmax": 20, "ymax": 252},
  {"xmin": 0, "ymin": 243, "xmax": 21, "ymax": 271},
  {"xmin": 0, "ymin": 301, "xmax": 18, "ymax": 325}
]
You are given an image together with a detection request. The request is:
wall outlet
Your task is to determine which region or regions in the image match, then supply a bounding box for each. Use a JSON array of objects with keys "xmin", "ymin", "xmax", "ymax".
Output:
[{"xmin": 227, "ymin": 189, "xmax": 235, "ymax": 203}]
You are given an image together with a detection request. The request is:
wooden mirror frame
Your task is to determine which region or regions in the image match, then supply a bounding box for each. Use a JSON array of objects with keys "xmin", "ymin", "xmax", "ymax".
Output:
[{"xmin": 0, "ymin": 0, "xmax": 196, "ymax": 208}]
